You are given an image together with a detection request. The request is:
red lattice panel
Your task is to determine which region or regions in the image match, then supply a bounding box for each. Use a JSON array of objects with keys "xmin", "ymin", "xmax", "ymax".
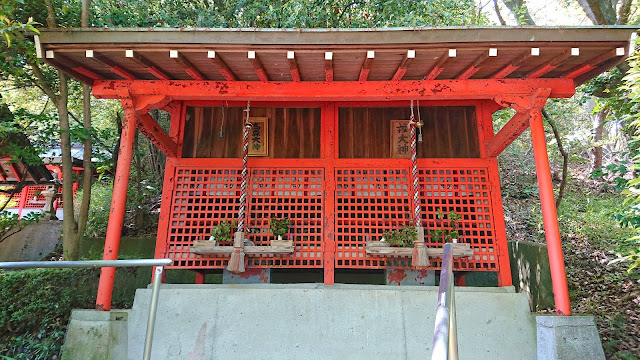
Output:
[
  {"xmin": 419, "ymin": 167, "xmax": 498, "ymax": 271},
  {"xmin": 165, "ymin": 168, "xmax": 241, "ymax": 268},
  {"xmin": 335, "ymin": 168, "xmax": 411, "ymax": 268},
  {"xmin": 246, "ymin": 168, "xmax": 323, "ymax": 268},
  {"xmin": 24, "ymin": 185, "xmax": 48, "ymax": 208},
  {"xmin": 165, "ymin": 167, "xmax": 323, "ymax": 269},
  {"xmin": 335, "ymin": 166, "xmax": 499, "ymax": 271}
]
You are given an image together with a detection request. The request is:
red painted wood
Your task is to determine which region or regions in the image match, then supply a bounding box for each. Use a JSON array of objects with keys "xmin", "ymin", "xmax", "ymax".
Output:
[
  {"xmin": 322, "ymin": 103, "xmax": 337, "ymax": 285},
  {"xmin": 17, "ymin": 187, "xmax": 28, "ymax": 218},
  {"xmin": 530, "ymin": 110, "xmax": 572, "ymax": 316},
  {"xmin": 488, "ymin": 158, "xmax": 512, "ymax": 287},
  {"xmin": 96, "ymin": 100, "xmax": 138, "ymax": 311},
  {"xmin": 136, "ymin": 113, "xmax": 178, "ymax": 157},
  {"xmin": 485, "ymin": 112, "xmax": 531, "ymax": 157},
  {"xmin": 92, "ymin": 79, "xmax": 576, "ymax": 101}
]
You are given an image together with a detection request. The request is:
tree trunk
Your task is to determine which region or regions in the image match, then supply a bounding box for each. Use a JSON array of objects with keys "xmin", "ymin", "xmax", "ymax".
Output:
[
  {"xmin": 592, "ymin": 109, "xmax": 608, "ymax": 173},
  {"xmin": 57, "ymin": 73, "xmax": 79, "ymax": 260}
]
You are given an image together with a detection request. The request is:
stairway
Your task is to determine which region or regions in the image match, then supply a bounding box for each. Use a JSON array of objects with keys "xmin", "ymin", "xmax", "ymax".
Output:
[{"xmin": 126, "ymin": 284, "xmax": 536, "ymax": 360}]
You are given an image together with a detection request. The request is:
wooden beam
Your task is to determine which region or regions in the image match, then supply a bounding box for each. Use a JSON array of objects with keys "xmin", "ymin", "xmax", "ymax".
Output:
[
  {"xmin": 457, "ymin": 48, "xmax": 496, "ymax": 80},
  {"xmin": 425, "ymin": 49, "xmax": 456, "ymax": 80},
  {"xmin": 491, "ymin": 48, "xmax": 537, "ymax": 79},
  {"xmin": 563, "ymin": 48, "xmax": 624, "ymax": 79},
  {"xmin": 207, "ymin": 50, "xmax": 236, "ymax": 81},
  {"xmin": 287, "ymin": 51, "xmax": 300, "ymax": 82},
  {"xmin": 125, "ymin": 50, "xmax": 170, "ymax": 80},
  {"xmin": 485, "ymin": 112, "xmax": 532, "ymax": 157},
  {"xmin": 325, "ymin": 52, "xmax": 333, "ymax": 82},
  {"xmin": 359, "ymin": 50, "xmax": 375, "ymax": 82},
  {"xmin": 44, "ymin": 50, "xmax": 95, "ymax": 85},
  {"xmin": 392, "ymin": 50, "xmax": 415, "ymax": 81},
  {"xmin": 248, "ymin": 51, "xmax": 268, "ymax": 82},
  {"xmin": 526, "ymin": 49, "xmax": 574, "ymax": 79},
  {"xmin": 170, "ymin": 50, "xmax": 205, "ymax": 81},
  {"xmin": 93, "ymin": 78, "xmax": 576, "ymax": 101},
  {"xmin": 9, "ymin": 163, "xmax": 22, "ymax": 182},
  {"xmin": 87, "ymin": 50, "xmax": 136, "ymax": 80},
  {"xmin": 136, "ymin": 113, "xmax": 178, "ymax": 158}
]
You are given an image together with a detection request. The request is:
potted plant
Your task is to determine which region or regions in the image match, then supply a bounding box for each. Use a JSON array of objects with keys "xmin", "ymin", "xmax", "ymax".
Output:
[
  {"xmin": 209, "ymin": 220, "xmax": 237, "ymax": 245},
  {"xmin": 269, "ymin": 216, "xmax": 292, "ymax": 247},
  {"xmin": 381, "ymin": 226, "xmax": 418, "ymax": 247},
  {"xmin": 428, "ymin": 210, "xmax": 462, "ymax": 243}
]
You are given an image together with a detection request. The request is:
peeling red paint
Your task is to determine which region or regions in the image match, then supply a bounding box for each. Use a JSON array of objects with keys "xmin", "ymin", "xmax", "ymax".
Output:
[{"xmin": 387, "ymin": 269, "xmax": 407, "ymax": 285}]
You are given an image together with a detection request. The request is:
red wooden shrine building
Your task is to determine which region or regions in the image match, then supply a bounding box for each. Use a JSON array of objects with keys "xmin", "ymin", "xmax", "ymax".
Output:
[{"xmin": 36, "ymin": 27, "xmax": 635, "ymax": 315}]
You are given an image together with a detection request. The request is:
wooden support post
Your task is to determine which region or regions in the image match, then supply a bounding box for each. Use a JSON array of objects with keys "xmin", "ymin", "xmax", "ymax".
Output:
[
  {"xmin": 195, "ymin": 271, "xmax": 205, "ymax": 284},
  {"xmin": 95, "ymin": 99, "xmax": 138, "ymax": 311},
  {"xmin": 287, "ymin": 51, "xmax": 301, "ymax": 82},
  {"xmin": 17, "ymin": 186, "xmax": 28, "ymax": 218},
  {"xmin": 126, "ymin": 50, "xmax": 170, "ymax": 80},
  {"xmin": 359, "ymin": 50, "xmax": 374, "ymax": 82},
  {"xmin": 322, "ymin": 102, "xmax": 337, "ymax": 285},
  {"xmin": 170, "ymin": 50, "xmax": 205, "ymax": 81},
  {"xmin": 530, "ymin": 110, "xmax": 572, "ymax": 316},
  {"xmin": 425, "ymin": 49, "xmax": 455, "ymax": 80},
  {"xmin": 392, "ymin": 50, "xmax": 415, "ymax": 81},
  {"xmin": 325, "ymin": 52, "xmax": 334, "ymax": 82},
  {"xmin": 248, "ymin": 51, "xmax": 268, "ymax": 82},
  {"xmin": 87, "ymin": 51, "xmax": 136, "ymax": 80}
]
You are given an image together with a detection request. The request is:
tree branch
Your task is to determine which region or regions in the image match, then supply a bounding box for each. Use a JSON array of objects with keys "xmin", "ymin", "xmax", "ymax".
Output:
[
  {"xmin": 493, "ymin": 0, "xmax": 507, "ymax": 25},
  {"xmin": 29, "ymin": 61, "xmax": 58, "ymax": 104}
]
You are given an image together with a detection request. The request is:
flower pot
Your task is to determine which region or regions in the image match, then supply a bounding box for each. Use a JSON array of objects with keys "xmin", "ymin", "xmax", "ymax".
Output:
[{"xmin": 271, "ymin": 238, "xmax": 293, "ymax": 247}]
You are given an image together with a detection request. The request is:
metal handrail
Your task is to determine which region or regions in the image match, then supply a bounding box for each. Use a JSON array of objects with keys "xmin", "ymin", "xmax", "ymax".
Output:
[
  {"xmin": 0, "ymin": 258, "xmax": 172, "ymax": 360},
  {"xmin": 431, "ymin": 242, "xmax": 458, "ymax": 360}
]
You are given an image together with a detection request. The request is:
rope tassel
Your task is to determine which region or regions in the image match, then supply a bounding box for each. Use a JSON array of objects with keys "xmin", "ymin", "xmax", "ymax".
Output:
[
  {"xmin": 227, "ymin": 101, "xmax": 252, "ymax": 273},
  {"xmin": 409, "ymin": 100, "xmax": 429, "ymax": 268}
]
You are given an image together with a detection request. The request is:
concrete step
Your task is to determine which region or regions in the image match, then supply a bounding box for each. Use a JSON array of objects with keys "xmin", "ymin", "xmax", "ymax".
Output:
[{"xmin": 127, "ymin": 284, "xmax": 536, "ymax": 360}]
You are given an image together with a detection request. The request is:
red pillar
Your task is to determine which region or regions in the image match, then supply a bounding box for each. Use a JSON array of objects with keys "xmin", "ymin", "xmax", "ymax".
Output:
[
  {"xmin": 530, "ymin": 110, "xmax": 572, "ymax": 316},
  {"xmin": 17, "ymin": 186, "xmax": 28, "ymax": 218},
  {"xmin": 95, "ymin": 100, "xmax": 138, "ymax": 311},
  {"xmin": 321, "ymin": 102, "xmax": 337, "ymax": 285}
]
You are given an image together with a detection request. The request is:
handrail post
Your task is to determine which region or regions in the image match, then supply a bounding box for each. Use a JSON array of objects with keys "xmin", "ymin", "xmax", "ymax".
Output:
[
  {"xmin": 143, "ymin": 265, "xmax": 164, "ymax": 360},
  {"xmin": 431, "ymin": 243, "xmax": 458, "ymax": 360}
]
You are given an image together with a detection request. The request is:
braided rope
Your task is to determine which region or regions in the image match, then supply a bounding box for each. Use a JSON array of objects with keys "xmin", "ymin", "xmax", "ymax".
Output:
[
  {"xmin": 237, "ymin": 101, "xmax": 252, "ymax": 233},
  {"xmin": 410, "ymin": 100, "xmax": 421, "ymax": 228}
]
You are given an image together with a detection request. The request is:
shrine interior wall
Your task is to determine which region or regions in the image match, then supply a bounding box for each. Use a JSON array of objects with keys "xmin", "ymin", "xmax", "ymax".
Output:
[{"xmin": 182, "ymin": 105, "xmax": 479, "ymax": 159}]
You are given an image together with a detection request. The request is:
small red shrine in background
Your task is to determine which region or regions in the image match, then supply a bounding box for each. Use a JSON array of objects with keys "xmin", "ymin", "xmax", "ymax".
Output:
[{"xmin": 36, "ymin": 26, "xmax": 635, "ymax": 316}]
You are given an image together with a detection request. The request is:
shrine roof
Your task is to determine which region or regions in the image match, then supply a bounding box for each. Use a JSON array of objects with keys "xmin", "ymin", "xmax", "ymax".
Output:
[{"xmin": 36, "ymin": 26, "xmax": 637, "ymax": 86}]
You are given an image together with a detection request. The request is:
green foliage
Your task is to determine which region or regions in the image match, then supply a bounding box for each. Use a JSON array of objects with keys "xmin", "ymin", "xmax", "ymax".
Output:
[
  {"xmin": 210, "ymin": 220, "xmax": 237, "ymax": 240},
  {"xmin": 590, "ymin": 158, "xmax": 631, "ymax": 191},
  {"xmin": 0, "ymin": 210, "xmax": 42, "ymax": 243},
  {"xmin": 89, "ymin": 0, "xmax": 486, "ymax": 28},
  {"xmin": 0, "ymin": 268, "xmax": 98, "ymax": 359},
  {"xmin": 83, "ymin": 179, "xmax": 160, "ymax": 237},
  {"xmin": 269, "ymin": 216, "xmax": 291, "ymax": 238},
  {"xmin": 428, "ymin": 210, "xmax": 461, "ymax": 242},
  {"xmin": 383, "ymin": 225, "xmax": 417, "ymax": 247}
]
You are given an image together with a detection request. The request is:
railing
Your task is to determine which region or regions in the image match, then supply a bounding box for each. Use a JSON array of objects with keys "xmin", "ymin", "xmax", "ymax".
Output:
[
  {"xmin": 431, "ymin": 242, "xmax": 459, "ymax": 360},
  {"xmin": 0, "ymin": 258, "xmax": 172, "ymax": 360}
]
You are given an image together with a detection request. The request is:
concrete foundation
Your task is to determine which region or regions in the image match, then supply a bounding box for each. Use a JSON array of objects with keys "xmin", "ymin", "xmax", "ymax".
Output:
[
  {"xmin": 509, "ymin": 241, "xmax": 554, "ymax": 311},
  {"xmin": 127, "ymin": 284, "xmax": 535, "ymax": 360},
  {"xmin": 385, "ymin": 268, "xmax": 436, "ymax": 285},
  {"xmin": 536, "ymin": 315, "xmax": 605, "ymax": 360},
  {"xmin": 61, "ymin": 309, "xmax": 129, "ymax": 360},
  {"xmin": 222, "ymin": 268, "xmax": 270, "ymax": 284}
]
